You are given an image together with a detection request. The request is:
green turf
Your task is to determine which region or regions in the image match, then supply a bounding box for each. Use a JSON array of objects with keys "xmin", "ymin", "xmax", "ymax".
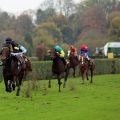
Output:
[{"xmin": 0, "ymin": 74, "xmax": 120, "ymax": 120}]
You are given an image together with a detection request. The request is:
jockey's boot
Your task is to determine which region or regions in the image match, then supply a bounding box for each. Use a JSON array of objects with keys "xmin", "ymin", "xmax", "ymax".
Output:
[
  {"xmin": 75, "ymin": 56, "xmax": 79, "ymax": 61},
  {"xmin": 61, "ymin": 58, "xmax": 66, "ymax": 65},
  {"xmin": 61, "ymin": 58, "xmax": 68, "ymax": 69}
]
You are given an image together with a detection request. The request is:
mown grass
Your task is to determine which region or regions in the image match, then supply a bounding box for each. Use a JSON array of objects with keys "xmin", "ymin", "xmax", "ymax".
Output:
[{"xmin": 0, "ymin": 74, "xmax": 120, "ymax": 120}]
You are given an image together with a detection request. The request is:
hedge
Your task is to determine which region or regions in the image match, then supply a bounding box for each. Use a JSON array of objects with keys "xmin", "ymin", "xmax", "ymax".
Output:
[
  {"xmin": 29, "ymin": 59, "xmax": 120, "ymax": 80},
  {"xmin": 1, "ymin": 59, "xmax": 120, "ymax": 81}
]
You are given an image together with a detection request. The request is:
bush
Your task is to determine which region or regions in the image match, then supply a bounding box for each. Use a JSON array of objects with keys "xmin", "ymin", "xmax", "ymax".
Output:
[
  {"xmin": 1, "ymin": 59, "xmax": 120, "ymax": 81},
  {"xmin": 28, "ymin": 59, "xmax": 120, "ymax": 80}
]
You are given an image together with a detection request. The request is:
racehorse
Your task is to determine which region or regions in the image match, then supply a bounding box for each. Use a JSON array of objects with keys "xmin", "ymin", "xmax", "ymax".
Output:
[
  {"xmin": 79, "ymin": 54, "xmax": 89, "ymax": 83},
  {"xmin": 0, "ymin": 46, "xmax": 31, "ymax": 96},
  {"xmin": 48, "ymin": 50, "xmax": 68, "ymax": 92},
  {"xmin": 67, "ymin": 52, "xmax": 79, "ymax": 77},
  {"xmin": 79, "ymin": 54, "xmax": 95, "ymax": 83}
]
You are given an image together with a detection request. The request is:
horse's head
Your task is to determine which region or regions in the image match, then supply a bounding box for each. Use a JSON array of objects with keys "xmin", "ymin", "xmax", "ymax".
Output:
[
  {"xmin": 0, "ymin": 47, "xmax": 10, "ymax": 61},
  {"xmin": 47, "ymin": 49, "xmax": 59, "ymax": 59},
  {"xmin": 79, "ymin": 55, "xmax": 88, "ymax": 65}
]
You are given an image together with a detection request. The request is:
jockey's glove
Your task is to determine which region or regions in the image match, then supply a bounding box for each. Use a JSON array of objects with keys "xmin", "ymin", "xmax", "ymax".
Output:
[{"xmin": 14, "ymin": 47, "xmax": 19, "ymax": 50}]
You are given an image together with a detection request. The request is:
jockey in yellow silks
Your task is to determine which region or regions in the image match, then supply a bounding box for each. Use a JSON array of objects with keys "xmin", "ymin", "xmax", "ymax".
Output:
[{"xmin": 54, "ymin": 45, "xmax": 66, "ymax": 65}]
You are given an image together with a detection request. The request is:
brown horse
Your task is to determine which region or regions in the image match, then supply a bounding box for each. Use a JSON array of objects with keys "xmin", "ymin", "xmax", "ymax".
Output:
[
  {"xmin": 79, "ymin": 55, "xmax": 89, "ymax": 83},
  {"xmin": 0, "ymin": 46, "xmax": 31, "ymax": 96},
  {"xmin": 79, "ymin": 54, "xmax": 95, "ymax": 83},
  {"xmin": 67, "ymin": 53, "xmax": 79, "ymax": 77},
  {"xmin": 48, "ymin": 51, "xmax": 68, "ymax": 92}
]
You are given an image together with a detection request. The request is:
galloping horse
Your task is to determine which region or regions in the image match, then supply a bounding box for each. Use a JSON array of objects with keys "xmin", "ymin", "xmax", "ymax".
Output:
[
  {"xmin": 0, "ymin": 46, "xmax": 31, "ymax": 96},
  {"xmin": 79, "ymin": 54, "xmax": 89, "ymax": 83},
  {"xmin": 48, "ymin": 50, "xmax": 68, "ymax": 92},
  {"xmin": 79, "ymin": 54, "xmax": 95, "ymax": 83},
  {"xmin": 67, "ymin": 52, "xmax": 79, "ymax": 77}
]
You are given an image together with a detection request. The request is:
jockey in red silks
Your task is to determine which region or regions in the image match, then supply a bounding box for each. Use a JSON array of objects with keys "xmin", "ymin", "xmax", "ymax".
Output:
[
  {"xmin": 70, "ymin": 45, "xmax": 77, "ymax": 56},
  {"xmin": 79, "ymin": 43, "xmax": 89, "ymax": 60}
]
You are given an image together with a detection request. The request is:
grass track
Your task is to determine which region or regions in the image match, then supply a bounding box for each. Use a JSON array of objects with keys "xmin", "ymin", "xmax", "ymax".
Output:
[{"xmin": 0, "ymin": 74, "xmax": 120, "ymax": 120}]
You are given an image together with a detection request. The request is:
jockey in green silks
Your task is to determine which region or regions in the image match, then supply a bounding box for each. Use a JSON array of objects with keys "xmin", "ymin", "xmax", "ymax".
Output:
[{"xmin": 54, "ymin": 45, "xmax": 66, "ymax": 65}]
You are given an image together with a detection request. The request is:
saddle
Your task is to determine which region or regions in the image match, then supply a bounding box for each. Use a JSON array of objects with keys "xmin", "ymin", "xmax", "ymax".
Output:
[{"xmin": 11, "ymin": 53, "xmax": 32, "ymax": 71}]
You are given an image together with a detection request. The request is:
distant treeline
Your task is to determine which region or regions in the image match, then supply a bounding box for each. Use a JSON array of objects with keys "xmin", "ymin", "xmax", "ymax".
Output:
[{"xmin": 0, "ymin": 0, "xmax": 120, "ymax": 60}]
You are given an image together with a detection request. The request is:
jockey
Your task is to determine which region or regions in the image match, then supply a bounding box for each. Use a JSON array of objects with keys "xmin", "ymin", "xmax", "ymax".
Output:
[
  {"xmin": 69, "ymin": 45, "xmax": 77, "ymax": 56},
  {"xmin": 5, "ymin": 38, "xmax": 27, "ymax": 55},
  {"xmin": 79, "ymin": 43, "xmax": 89, "ymax": 60},
  {"xmin": 5, "ymin": 37, "xmax": 32, "ymax": 71},
  {"xmin": 54, "ymin": 45, "xmax": 66, "ymax": 65}
]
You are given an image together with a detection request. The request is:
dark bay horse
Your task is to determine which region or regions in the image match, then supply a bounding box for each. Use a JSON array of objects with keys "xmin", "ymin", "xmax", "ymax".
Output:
[
  {"xmin": 0, "ymin": 46, "xmax": 31, "ymax": 96},
  {"xmin": 79, "ymin": 55, "xmax": 89, "ymax": 83},
  {"xmin": 79, "ymin": 54, "xmax": 95, "ymax": 83},
  {"xmin": 48, "ymin": 51, "xmax": 68, "ymax": 92},
  {"xmin": 67, "ymin": 53, "xmax": 79, "ymax": 77}
]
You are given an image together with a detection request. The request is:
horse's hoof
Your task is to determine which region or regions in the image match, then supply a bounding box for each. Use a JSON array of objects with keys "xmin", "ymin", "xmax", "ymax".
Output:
[
  {"xmin": 9, "ymin": 89, "xmax": 12, "ymax": 93},
  {"xmin": 13, "ymin": 88, "xmax": 15, "ymax": 91},
  {"xmin": 6, "ymin": 89, "xmax": 12, "ymax": 92},
  {"xmin": 16, "ymin": 93, "xmax": 20, "ymax": 96},
  {"xmin": 12, "ymin": 85, "xmax": 16, "ymax": 91},
  {"xmin": 6, "ymin": 89, "xmax": 9, "ymax": 92},
  {"xmin": 16, "ymin": 91, "xmax": 20, "ymax": 96}
]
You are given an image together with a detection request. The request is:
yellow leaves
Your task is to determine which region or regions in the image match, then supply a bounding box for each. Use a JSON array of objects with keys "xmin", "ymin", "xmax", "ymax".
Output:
[
  {"xmin": 111, "ymin": 17, "xmax": 120, "ymax": 29},
  {"xmin": 109, "ymin": 11, "xmax": 120, "ymax": 29},
  {"xmin": 109, "ymin": 11, "xmax": 120, "ymax": 20}
]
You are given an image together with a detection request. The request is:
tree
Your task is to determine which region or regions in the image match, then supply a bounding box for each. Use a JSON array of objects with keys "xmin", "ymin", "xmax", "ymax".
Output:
[
  {"xmin": 24, "ymin": 32, "xmax": 33, "ymax": 47},
  {"xmin": 0, "ymin": 12, "xmax": 15, "ymax": 31},
  {"xmin": 36, "ymin": 22, "xmax": 62, "ymax": 41},
  {"xmin": 36, "ymin": 8, "xmax": 56, "ymax": 24},
  {"xmin": 80, "ymin": 5, "xmax": 107, "ymax": 32},
  {"xmin": 62, "ymin": 0, "xmax": 75, "ymax": 17},
  {"xmin": 61, "ymin": 25, "xmax": 73, "ymax": 43},
  {"xmin": 36, "ymin": 43, "xmax": 46, "ymax": 60},
  {"xmin": 108, "ymin": 11, "xmax": 120, "ymax": 41},
  {"xmin": 15, "ymin": 14, "xmax": 33, "ymax": 35}
]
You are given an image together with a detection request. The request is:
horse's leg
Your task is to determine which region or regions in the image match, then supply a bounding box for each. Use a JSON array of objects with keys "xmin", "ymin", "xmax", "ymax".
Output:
[
  {"xmin": 16, "ymin": 74, "xmax": 23, "ymax": 96},
  {"xmin": 48, "ymin": 73, "xmax": 54, "ymax": 88},
  {"xmin": 90, "ymin": 68, "xmax": 93, "ymax": 83},
  {"xmin": 58, "ymin": 75, "xmax": 62, "ymax": 92},
  {"xmin": 16, "ymin": 78, "xmax": 22, "ymax": 96},
  {"xmin": 8, "ymin": 79, "xmax": 12, "ymax": 92},
  {"xmin": 12, "ymin": 76, "xmax": 16, "ymax": 91},
  {"xmin": 73, "ymin": 67, "xmax": 76, "ymax": 77},
  {"xmin": 4, "ymin": 78, "xmax": 9, "ymax": 92},
  {"xmin": 81, "ymin": 71, "xmax": 84, "ymax": 84},
  {"xmin": 48, "ymin": 79, "xmax": 51, "ymax": 88},
  {"xmin": 63, "ymin": 70, "xmax": 68, "ymax": 88},
  {"xmin": 86, "ymin": 70, "xmax": 89, "ymax": 80}
]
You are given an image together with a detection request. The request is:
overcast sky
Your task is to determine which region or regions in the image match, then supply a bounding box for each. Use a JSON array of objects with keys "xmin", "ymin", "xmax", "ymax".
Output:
[{"xmin": 0, "ymin": 0, "xmax": 80, "ymax": 15}]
